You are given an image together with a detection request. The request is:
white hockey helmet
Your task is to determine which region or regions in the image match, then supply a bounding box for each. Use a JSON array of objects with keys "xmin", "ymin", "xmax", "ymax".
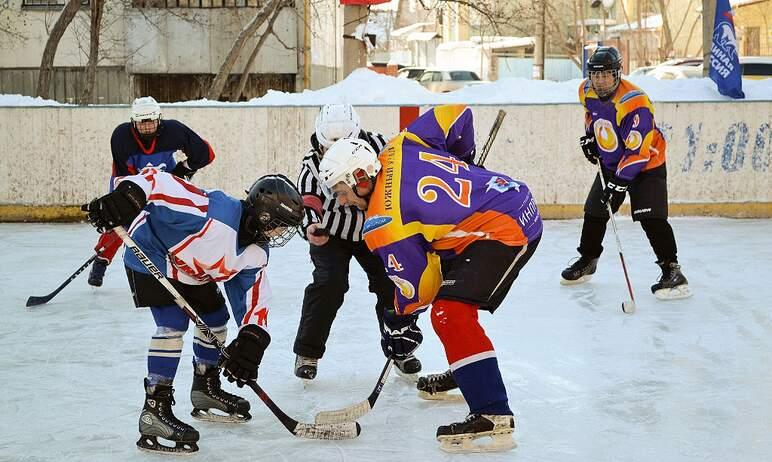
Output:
[
  {"xmin": 319, "ymin": 138, "xmax": 381, "ymax": 190},
  {"xmin": 315, "ymin": 104, "xmax": 361, "ymax": 149},
  {"xmin": 130, "ymin": 96, "xmax": 162, "ymax": 123}
]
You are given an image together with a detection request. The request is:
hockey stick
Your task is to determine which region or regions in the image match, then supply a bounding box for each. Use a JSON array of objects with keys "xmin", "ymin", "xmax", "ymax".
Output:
[
  {"xmin": 112, "ymin": 226, "xmax": 361, "ymax": 440},
  {"xmin": 596, "ymin": 164, "xmax": 637, "ymax": 314},
  {"xmin": 474, "ymin": 109, "xmax": 507, "ymax": 167},
  {"xmin": 26, "ymin": 249, "xmax": 104, "ymax": 307},
  {"xmin": 314, "ymin": 358, "xmax": 394, "ymax": 424}
]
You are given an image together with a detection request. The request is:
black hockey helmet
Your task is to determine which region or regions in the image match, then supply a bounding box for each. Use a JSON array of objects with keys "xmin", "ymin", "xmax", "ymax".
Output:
[
  {"xmin": 587, "ymin": 46, "xmax": 623, "ymax": 98},
  {"xmin": 243, "ymin": 174, "xmax": 303, "ymax": 248}
]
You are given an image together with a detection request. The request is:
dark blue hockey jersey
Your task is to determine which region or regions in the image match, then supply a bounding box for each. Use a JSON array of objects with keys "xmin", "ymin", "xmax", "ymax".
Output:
[{"xmin": 109, "ymin": 119, "xmax": 215, "ymax": 191}]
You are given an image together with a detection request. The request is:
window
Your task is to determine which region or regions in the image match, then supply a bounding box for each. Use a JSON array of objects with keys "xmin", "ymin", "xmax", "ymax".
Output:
[
  {"xmin": 22, "ymin": 0, "xmax": 89, "ymax": 8},
  {"xmin": 742, "ymin": 63, "xmax": 772, "ymax": 77},
  {"xmin": 131, "ymin": 0, "xmax": 262, "ymax": 7},
  {"xmin": 449, "ymin": 71, "xmax": 480, "ymax": 81},
  {"xmin": 419, "ymin": 72, "xmax": 435, "ymax": 83},
  {"xmin": 743, "ymin": 27, "xmax": 760, "ymax": 56}
]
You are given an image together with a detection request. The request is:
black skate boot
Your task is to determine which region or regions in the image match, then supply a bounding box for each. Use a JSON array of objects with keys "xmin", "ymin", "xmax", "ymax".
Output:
[
  {"xmin": 136, "ymin": 379, "xmax": 199, "ymax": 454},
  {"xmin": 87, "ymin": 256, "xmax": 108, "ymax": 287},
  {"xmin": 394, "ymin": 354, "xmax": 422, "ymax": 382},
  {"xmin": 190, "ymin": 367, "xmax": 251, "ymax": 423},
  {"xmin": 436, "ymin": 413, "xmax": 516, "ymax": 453},
  {"xmin": 651, "ymin": 261, "xmax": 692, "ymax": 300},
  {"xmin": 417, "ymin": 369, "xmax": 462, "ymax": 401},
  {"xmin": 294, "ymin": 355, "xmax": 318, "ymax": 381},
  {"xmin": 560, "ymin": 256, "xmax": 599, "ymax": 285}
]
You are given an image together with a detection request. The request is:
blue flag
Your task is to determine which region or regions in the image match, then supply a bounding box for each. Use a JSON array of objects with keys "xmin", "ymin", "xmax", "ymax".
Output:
[{"xmin": 709, "ymin": 0, "xmax": 745, "ymax": 99}]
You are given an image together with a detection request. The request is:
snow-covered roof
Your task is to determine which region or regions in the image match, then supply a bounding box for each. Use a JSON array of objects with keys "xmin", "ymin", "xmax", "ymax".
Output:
[
  {"xmin": 390, "ymin": 22, "xmax": 434, "ymax": 37},
  {"xmin": 405, "ymin": 31, "xmax": 440, "ymax": 42}
]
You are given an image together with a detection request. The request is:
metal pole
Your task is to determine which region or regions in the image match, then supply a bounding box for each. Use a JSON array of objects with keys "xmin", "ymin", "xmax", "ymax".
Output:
[
  {"xmin": 534, "ymin": 0, "xmax": 545, "ymax": 80},
  {"xmin": 702, "ymin": 0, "xmax": 716, "ymax": 76}
]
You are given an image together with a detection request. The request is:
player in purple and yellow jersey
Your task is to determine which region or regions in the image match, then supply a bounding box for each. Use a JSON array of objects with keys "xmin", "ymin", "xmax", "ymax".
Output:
[
  {"xmin": 318, "ymin": 105, "xmax": 542, "ymax": 453},
  {"xmin": 561, "ymin": 46, "xmax": 691, "ymax": 300}
]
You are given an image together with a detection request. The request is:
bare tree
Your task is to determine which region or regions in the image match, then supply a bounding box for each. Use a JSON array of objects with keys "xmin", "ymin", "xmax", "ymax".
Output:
[
  {"xmin": 80, "ymin": 0, "xmax": 105, "ymax": 104},
  {"xmin": 36, "ymin": 0, "xmax": 82, "ymax": 98},
  {"xmin": 232, "ymin": 1, "xmax": 288, "ymax": 102},
  {"xmin": 206, "ymin": 0, "xmax": 283, "ymax": 101},
  {"xmin": 1, "ymin": 1, "xmax": 28, "ymax": 44}
]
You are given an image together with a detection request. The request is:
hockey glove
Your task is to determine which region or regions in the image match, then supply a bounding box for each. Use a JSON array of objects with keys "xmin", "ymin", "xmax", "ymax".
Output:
[
  {"xmin": 579, "ymin": 135, "xmax": 599, "ymax": 165},
  {"xmin": 220, "ymin": 324, "xmax": 271, "ymax": 388},
  {"xmin": 601, "ymin": 176, "xmax": 629, "ymax": 206},
  {"xmin": 381, "ymin": 310, "xmax": 422, "ymax": 360},
  {"xmin": 171, "ymin": 161, "xmax": 196, "ymax": 180},
  {"xmin": 81, "ymin": 181, "xmax": 147, "ymax": 233}
]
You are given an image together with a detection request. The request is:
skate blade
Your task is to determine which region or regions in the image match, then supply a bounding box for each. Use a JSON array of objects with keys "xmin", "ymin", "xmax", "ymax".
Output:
[
  {"xmin": 417, "ymin": 390, "xmax": 465, "ymax": 402},
  {"xmin": 560, "ymin": 274, "xmax": 593, "ymax": 286},
  {"xmin": 136, "ymin": 435, "xmax": 199, "ymax": 455},
  {"xmin": 654, "ymin": 284, "xmax": 693, "ymax": 300},
  {"xmin": 438, "ymin": 430, "xmax": 516, "ymax": 453},
  {"xmin": 191, "ymin": 408, "xmax": 251, "ymax": 423}
]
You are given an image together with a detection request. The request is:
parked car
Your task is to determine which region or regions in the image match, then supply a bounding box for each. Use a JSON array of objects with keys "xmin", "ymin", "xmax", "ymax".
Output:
[
  {"xmin": 418, "ymin": 69, "xmax": 486, "ymax": 92},
  {"xmin": 647, "ymin": 56, "xmax": 772, "ymax": 80},
  {"xmin": 630, "ymin": 58, "xmax": 703, "ymax": 77},
  {"xmin": 396, "ymin": 67, "xmax": 426, "ymax": 80}
]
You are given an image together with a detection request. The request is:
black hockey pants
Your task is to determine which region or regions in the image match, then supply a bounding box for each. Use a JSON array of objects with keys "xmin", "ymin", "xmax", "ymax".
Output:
[{"xmin": 293, "ymin": 236, "xmax": 393, "ymax": 359}]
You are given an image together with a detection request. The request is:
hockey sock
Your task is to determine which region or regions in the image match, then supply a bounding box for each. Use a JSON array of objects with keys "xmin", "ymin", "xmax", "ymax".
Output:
[
  {"xmin": 640, "ymin": 218, "xmax": 678, "ymax": 263},
  {"xmin": 148, "ymin": 326, "xmax": 184, "ymax": 383},
  {"xmin": 431, "ymin": 299, "xmax": 512, "ymax": 415},
  {"xmin": 193, "ymin": 321, "xmax": 227, "ymax": 370}
]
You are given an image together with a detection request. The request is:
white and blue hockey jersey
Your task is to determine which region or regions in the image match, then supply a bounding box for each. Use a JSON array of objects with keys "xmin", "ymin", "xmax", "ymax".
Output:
[{"xmin": 118, "ymin": 167, "xmax": 272, "ymax": 331}]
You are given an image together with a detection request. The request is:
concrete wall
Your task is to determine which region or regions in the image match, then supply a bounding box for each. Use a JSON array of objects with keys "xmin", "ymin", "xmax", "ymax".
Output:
[{"xmin": 0, "ymin": 103, "xmax": 770, "ymax": 220}]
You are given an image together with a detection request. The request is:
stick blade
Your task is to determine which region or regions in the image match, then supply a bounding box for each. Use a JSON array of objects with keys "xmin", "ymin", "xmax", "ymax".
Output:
[
  {"xmin": 293, "ymin": 421, "xmax": 361, "ymax": 440},
  {"xmin": 26, "ymin": 296, "xmax": 51, "ymax": 307},
  {"xmin": 314, "ymin": 401, "xmax": 371, "ymax": 424},
  {"xmin": 622, "ymin": 301, "xmax": 636, "ymax": 314}
]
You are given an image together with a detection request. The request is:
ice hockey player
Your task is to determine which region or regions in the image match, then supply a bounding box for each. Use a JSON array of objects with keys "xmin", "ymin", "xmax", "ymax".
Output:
[
  {"xmin": 318, "ymin": 104, "xmax": 543, "ymax": 453},
  {"xmin": 87, "ymin": 96, "xmax": 216, "ymax": 288},
  {"xmin": 82, "ymin": 168, "xmax": 302, "ymax": 454},
  {"xmin": 560, "ymin": 46, "xmax": 691, "ymax": 300},
  {"xmin": 293, "ymin": 103, "xmax": 422, "ymax": 382}
]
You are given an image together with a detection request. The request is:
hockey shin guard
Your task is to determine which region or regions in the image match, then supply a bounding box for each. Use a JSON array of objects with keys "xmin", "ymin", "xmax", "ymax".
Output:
[{"xmin": 431, "ymin": 299, "xmax": 511, "ymax": 415}]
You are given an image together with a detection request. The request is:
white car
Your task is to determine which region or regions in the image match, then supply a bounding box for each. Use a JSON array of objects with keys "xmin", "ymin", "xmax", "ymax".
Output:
[{"xmin": 417, "ymin": 69, "xmax": 486, "ymax": 92}]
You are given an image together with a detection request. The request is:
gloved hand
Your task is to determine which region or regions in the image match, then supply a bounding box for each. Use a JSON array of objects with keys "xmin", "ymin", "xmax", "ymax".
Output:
[
  {"xmin": 81, "ymin": 181, "xmax": 147, "ymax": 233},
  {"xmin": 220, "ymin": 324, "xmax": 271, "ymax": 388},
  {"xmin": 171, "ymin": 161, "xmax": 196, "ymax": 180},
  {"xmin": 579, "ymin": 135, "xmax": 599, "ymax": 165},
  {"xmin": 381, "ymin": 310, "xmax": 422, "ymax": 360},
  {"xmin": 601, "ymin": 176, "xmax": 629, "ymax": 206}
]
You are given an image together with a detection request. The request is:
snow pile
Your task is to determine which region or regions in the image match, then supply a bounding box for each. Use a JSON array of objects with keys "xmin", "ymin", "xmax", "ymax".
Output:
[{"xmin": 2, "ymin": 69, "xmax": 770, "ymax": 107}]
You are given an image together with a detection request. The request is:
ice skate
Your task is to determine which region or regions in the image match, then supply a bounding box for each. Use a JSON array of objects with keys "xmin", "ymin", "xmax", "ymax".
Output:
[
  {"xmin": 136, "ymin": 379, "xmax": 199, "ymax": 455},
  {"xmin": 436, "ymin": 413, "xmax": 516, "ymax": 453},
  {"xmin": 87, "ymin": 256, "xmax": 108, "ymax": 287},
  {"xmin": 417, "ymin": 369, "xmax": 463, "ymax": 401},
  {"xmin": 652, "ymin": 261, "xmax": 692, "ymax": 300},
  {"xmin": 294, "ymin": 355, "xmax": 318, "ymax": 382},
  {"xmin": 560, "ymin": 256, "xmax": 599, "ymax": 285},
  {"xmin": 190, "ymin": 367, "xmax": 251, "ymax": 423},
  {"xmin": 394, "ymin": 355, "xmax": 422, "ymax": 382}
]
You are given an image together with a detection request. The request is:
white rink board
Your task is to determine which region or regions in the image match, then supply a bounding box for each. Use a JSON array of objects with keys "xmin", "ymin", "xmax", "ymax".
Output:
[{"xmin": 0, "ymin": 103, "xmax": 770, "ymax": 206}]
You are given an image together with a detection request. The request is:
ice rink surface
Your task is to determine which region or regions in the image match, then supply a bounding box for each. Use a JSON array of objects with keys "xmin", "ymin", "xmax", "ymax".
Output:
[{"xmin": 2, "ymin": 218, "xmax": 771, "ymax": 462}]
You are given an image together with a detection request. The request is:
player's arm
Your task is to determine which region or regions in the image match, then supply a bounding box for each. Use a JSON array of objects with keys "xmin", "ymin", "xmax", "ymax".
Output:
[
  {"xmin": 370, "ymin": 234, "xmax": 443, "ymax": 316},
  {"xmin": 220, "ymin": 266, "xmax": 272, "ymax": 387},
  {"xmin": 615, "ymin": 106, "xmax": 656, "ymax": 181},
  {"xmin": 173, "ymin": 121, "xmax": 215, "ymax": 177},
  {"xmin": 110, "ymin": 125, "xmax": 135, "ymax": 180}
]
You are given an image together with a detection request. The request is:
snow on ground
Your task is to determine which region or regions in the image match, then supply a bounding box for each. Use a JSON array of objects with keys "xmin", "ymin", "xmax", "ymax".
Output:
[
  {"xmin": 2, "ymin": 218, "xmax": 772, "ymax": 461},
  {"xmin": 2, "ymin": 69, "xmax": 770, "ymax": 108}
]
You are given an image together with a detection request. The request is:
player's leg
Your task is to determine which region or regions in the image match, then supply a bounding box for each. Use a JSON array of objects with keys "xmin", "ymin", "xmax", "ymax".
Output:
[
  {"xmin": 629, "ymin": 164, "xmax": 691, "ymax": 299},
  {"xmin": 293, "ymin": 237, "xmax": 353, "ymax": 380},
  {"xmin": 88, "ymin": 231, "xmax": 123, "ymax": 287}
]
